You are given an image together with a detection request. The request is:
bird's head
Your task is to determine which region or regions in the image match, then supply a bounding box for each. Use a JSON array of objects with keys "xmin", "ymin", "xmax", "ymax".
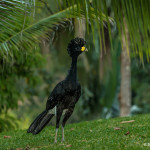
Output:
[{"xmin": 67, "ymin": 37, "xmax": 87, "ymax": 57}]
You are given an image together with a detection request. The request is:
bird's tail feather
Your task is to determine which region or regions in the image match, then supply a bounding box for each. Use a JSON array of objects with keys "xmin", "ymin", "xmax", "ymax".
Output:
[
  {"xmin": 27, "ymin": 110, "xmax": 47, "ymax": 133},
  {"xmin": 27, "ymin": 110, "xmax": 54, "ymax": 134}
]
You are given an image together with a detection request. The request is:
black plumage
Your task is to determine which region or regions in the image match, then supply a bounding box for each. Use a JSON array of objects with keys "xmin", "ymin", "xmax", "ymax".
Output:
[{"xmin": 27, "ymin": 37, "xmax": 87, "ymax": 143}]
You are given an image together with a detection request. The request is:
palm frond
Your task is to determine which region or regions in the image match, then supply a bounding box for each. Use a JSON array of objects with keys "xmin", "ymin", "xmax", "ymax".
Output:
[
  {"xmin": 0, "ymin": 1, "xmax": 114, "ymax": 59},
  {"xmin": 65, "ymin": 0, "xmax": 150, "ymax": 61},
  {"xmin": 1, "ymin": 0, "xmax": 150, "ymax": 61},
  {"xmin": 112, "ymin": 0, "xmax": 150, "ymax": 61}
]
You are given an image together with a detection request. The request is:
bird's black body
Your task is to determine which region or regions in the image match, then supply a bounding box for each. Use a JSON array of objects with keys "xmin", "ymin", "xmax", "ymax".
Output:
[
  {"xmin": 47, "ymin": 79, "xmax": 81, "ymax": 127},
  {"xmin": 27, "ymin": 37, "xmax": 86, "ymax": 142}
]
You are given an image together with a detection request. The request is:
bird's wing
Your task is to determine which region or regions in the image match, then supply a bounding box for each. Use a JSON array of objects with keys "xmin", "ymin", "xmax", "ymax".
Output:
[{"xmin": 46, "ymin": 81, "xmax": 65, "ymax": 110}]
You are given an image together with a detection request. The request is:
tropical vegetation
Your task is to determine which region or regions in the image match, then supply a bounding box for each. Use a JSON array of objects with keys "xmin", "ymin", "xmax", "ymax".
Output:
[{"xmin": 0, "ymin": 0, "xmax": 150, "ymax": 134}]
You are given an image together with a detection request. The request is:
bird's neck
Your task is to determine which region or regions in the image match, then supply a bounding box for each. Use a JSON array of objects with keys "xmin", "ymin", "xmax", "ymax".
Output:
[{"xmin": 66, "ymin": 56, "xmax": 78, "ymax": 82}]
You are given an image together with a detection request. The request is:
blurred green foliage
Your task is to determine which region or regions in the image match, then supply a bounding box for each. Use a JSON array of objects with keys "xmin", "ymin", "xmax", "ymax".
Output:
[
  {"xmin": 0, "ymin": 113, "xmax": 19, "ymax": 132},
  {"xmin": 0, "ymin": 48, "xmax": 46, "ymax": 131},
  {"xmin": 132, "ymin": 56, "xmax": 150, "ymax": 113}
]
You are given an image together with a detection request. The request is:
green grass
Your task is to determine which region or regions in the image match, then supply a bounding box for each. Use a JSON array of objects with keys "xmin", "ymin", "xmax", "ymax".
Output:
[{"xmin": 0, "ymin": 114, "xmax": 150, "ymax": 150}]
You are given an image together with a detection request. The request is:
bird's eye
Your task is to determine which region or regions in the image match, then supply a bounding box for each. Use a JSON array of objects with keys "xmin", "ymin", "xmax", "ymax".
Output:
[{"xmin": 81, "ymin": 46, "xmax": 85, "ymax": 51}]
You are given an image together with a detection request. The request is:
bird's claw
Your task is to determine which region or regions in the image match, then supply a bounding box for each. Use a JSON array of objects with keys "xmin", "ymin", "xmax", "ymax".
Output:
[{"xmin": 54, "ymin": 140, "xmax": 57, "ymax": 144}]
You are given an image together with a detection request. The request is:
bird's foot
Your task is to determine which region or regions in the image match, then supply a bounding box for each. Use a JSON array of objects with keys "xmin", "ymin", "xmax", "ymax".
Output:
[
  {"xmin": 61, "ymin": 138, "xmax": 65, "ymax": 143},
  {"xmin": 54, "ymin": 140, "xmax": 57, "ymax": 144},
  {"xmin": 54, "ymin": 128, "xmax": 58, "ymax": 144}
]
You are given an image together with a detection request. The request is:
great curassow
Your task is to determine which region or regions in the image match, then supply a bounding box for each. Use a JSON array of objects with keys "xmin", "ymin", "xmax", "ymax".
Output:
[{"xmin": 27, "ymin": 37, "xmax": 87, "ymax": 143}]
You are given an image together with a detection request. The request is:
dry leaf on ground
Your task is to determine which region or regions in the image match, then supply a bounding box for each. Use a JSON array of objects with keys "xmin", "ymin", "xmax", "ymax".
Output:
[
  {"xmin": 4, "ymin": 136, "xmax": 11, "ymax": 139},
  {"xmin": 70, "ymin": 128, "xmax": 75, "ymax": 131},
  {"xmin": 114, "ymin": 127, "xmax": 121, "ymax": 130},
  {"xmin": 66, "ymin": 144, "xmax": 72, "ymax": 147},
  {"xmin": 120, "ymin": 120, "xmax": 135, "ymax": 124},
  {"xmin": 125, "ymin": 131, "xmax": 130, "ymax": 135},
  {"xmin": 25, "ymin": 146, "xmax": 30, "ymax": 150}
]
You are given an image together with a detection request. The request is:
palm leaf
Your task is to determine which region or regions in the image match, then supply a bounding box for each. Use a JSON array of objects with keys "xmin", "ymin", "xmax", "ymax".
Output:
[
  {"xmin": 112, "ymin": 0, "xmax": 150, "ymax": 61},
  {"xmin": 1, "ymin": 0, "xmax": 150, "ymax": 61},
  {"xmin": 0, "ymin": 0, "xmax": 114, "ymax": 59},
  {"xmin": 65, "ymin": 0, "xmax": 150, "ymax": 61}
]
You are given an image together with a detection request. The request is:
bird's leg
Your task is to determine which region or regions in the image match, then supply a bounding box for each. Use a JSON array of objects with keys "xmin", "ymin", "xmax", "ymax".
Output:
[
  {"xmin": 61, "ymin": 125, "xmax": 64, "ymax": 142},
  {"xmin": 54, "ymin": 128, "xmax": 58, "ymax": 143},
  {"xmin": 54, "ymin": 108, "xmax": 63, "ymax": 143},
  {"xmin": 61, "ymin": 107, "xmax": 74, "ymax": 142}
]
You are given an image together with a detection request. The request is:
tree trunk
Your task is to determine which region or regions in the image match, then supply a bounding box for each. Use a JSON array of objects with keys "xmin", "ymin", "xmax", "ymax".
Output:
[
  {"xmin": 99, "ymin": 28, "xmax": 111, "ymax": 82},
  {"xmin": 74, "ymin": 19, "xmax": 90, "ymax": 73},
  {"xmin": 120, "ymin": 17, "xmax": 131, "ymax": 117},
  {"xmin": 74, "ymin": 19, "xmax": 86, "ymax": 38}
]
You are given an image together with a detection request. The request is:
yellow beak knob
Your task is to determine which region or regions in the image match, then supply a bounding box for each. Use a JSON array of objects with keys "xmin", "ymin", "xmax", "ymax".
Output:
[{"xmin": 81, "ymin": 46, "xmax": 85, "ymax": 51}]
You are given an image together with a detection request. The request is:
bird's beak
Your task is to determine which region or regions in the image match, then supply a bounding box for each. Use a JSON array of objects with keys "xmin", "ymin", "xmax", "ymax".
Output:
[
  {"xmin": 81, "ymin": 46, "xmax": 88, "ymax": 52},
  {"xmin": 85, "ymin": 48, "xmax": 88, "ymax": 52}
]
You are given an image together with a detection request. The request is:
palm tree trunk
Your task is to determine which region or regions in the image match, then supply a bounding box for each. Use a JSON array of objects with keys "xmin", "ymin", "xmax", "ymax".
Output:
[
  {"xmin": 99, "ymin": 28, "xmax": 111, "ymax": 82},
  {"xmin": 120, "ymin": 17, "xmax": 131, "ymax": 117},
  {"xmin": 74, "ymin": 18, "xmax": 90, "ymax": 72},
  {"xmin": 74, "ymin": 19, "xmax": 86, "ymax": 38}
]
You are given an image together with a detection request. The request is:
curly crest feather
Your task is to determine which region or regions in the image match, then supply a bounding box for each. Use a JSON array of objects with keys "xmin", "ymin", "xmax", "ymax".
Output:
[{"xmin": 67, "ymin": 37, "xmax": 86, "ymax": 57}]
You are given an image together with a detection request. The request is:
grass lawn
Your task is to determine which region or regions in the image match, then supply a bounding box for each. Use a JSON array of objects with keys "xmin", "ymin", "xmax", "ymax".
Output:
[{"xmin": 0, "ymin": 114, "xmax": 150, "ymax": 150}]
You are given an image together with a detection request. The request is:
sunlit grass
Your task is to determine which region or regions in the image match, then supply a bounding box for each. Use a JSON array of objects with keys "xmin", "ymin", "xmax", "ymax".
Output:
[{"xmin": 0, "ymin": 114, "xmax": 150, "ymax": 150}]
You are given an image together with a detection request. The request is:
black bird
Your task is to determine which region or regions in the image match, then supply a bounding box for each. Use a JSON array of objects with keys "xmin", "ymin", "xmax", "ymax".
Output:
[{"xmin": 27, "ymin": 37, "xmax": 87, "ymax": 143}]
